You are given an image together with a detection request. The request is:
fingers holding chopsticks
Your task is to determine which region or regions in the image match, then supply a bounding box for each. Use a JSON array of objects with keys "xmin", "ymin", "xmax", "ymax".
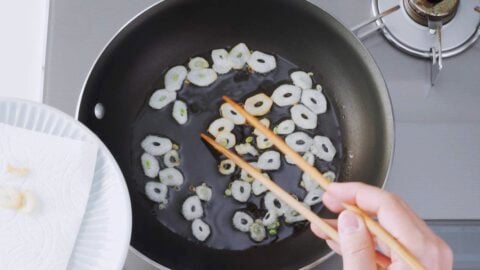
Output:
[{"xmin": 312, "ymin": 182, "xmax": 453, "ymax": 270}]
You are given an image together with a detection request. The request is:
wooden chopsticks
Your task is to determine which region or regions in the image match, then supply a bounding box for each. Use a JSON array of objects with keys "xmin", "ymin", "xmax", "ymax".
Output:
[
  {"xmin": 201, "ymin": 96, "xmax": 426, "ymax": 270},
  {"xmin": 201, "ymin": 133, "xmax": 391, "ymax": 268}
]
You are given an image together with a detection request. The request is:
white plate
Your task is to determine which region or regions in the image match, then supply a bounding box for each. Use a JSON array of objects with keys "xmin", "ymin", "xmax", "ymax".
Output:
[{"xmin": 0, "ymin": 98, "xmax": 132, "ymax": 270}]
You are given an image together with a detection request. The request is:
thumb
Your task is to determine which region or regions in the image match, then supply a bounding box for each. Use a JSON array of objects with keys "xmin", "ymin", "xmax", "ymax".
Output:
[{"xmin": 338, "ymin": 210, "xmax": 376, "ymax": 270}]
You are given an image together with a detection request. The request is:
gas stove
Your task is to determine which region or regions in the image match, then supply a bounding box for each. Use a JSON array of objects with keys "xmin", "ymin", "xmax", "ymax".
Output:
[{"xmin": 43, "ymin": 0, "xmax": 480, "ymax": 268}]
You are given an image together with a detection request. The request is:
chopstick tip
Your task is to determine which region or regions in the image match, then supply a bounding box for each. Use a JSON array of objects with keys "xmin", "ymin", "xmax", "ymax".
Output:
[
  {"xmin": 200, "ymin": 133, "xmax": 209, "ymax": 140},
  {"xmin": 222, "ymin": 95, "xmax": 232, "ymax": 102}
]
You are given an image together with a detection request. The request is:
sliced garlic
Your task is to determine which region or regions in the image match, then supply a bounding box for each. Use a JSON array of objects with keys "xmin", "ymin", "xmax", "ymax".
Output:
[
  {"xmin": 290, "ymin": 104, "xmax": 318, "ymax": 130},
  {"xmin": 244, "ymin": 93, "xmax": 273, "ymax": 116},
  {"xmin": 220, "ymin": 103, "xmax": 245, "ymax": 125},
  {"xmin": 219, "ymin": 159, "xmax": 236, "ymax": 175},
  {"xmin": 195, "ymin": 183, "xmax": 213, "ymax": 202},
  {"xmin": 256, "ymin": 134, "xmax": 273, "ymax": 150},
  {"xmin": 253, "ymin": 118, "xmax": 270, "ymax": 136},
  {"xmin": 215, "ymin": 131, "xmax": 236, "ymax": 149},
  {"xmin": 228, "ymin": 43, "xmax": 251, "ymax": 69},
  {"xmin": 271, "ymin": 84, "xmax": 302, "ymax": 107},
  {"xmin": 235, "ymin": 143, "xmax": 259, "ymax": 156},
  {"xmin": 187, "ymin": 68, "xmax": 218, "ymax": 87},
  {"xmin": 263, "ymin": 192, "xmax": 287, "ymax": 216},
  {"xmin": 159, "ymin": 167, "xmax": 184, "ymax": 187},
  {"xmin": 233, "ymin": 211, "xmax": 253, "ymax": 232},
  {"xmin": 304, "ymin": 188, "xmax": 324, "ymax": 206},
  {"xmin": 323, "ymin": 171, "xmax": 336, "ymax": 182},
  {"xmin": 165, "ymin": 65, "xmax": 187, "ymax": 91},
  {"xmin": 163, "ymin": 150, "xmax": 180, "ymax": 168},
  {"xmin": 188, "ymin": 57, "xmax": 210, "ymax": 70},
  {"xmin": 211, "ymin": 49, "xmax": 232, "ymax": 74},
  {"xmin": 208, "ymin": 118, "xmax": 234, "ymax": 137},
  {"xmin": 310, "ymin": 135, "xmax": 336, "ymax": 162},
  {"xmin": 285, "ymin": 132, "xmax": 313, "ymax": 153},
  {"xmin": 257, "ymin": 151, "xmax": 281, "ymax": 171},
  {"xmin": 172, "ymin": 100, "xmax": 188, "ymax": 125},
  {"xmin": 141, "ymin": 153, "xmax": 160, "ymax": 178},
  {"xmin": 231, "ymin": 180, "xmax": 251, "ymax": 203},
  {"xmin": 141, "ymin": 135, "xmax": 173, "ymax": 156},
  {"xmin": 192, "ymin": 218, "xmax": 211, "ymax": 242},
  {"xmin": 145, "ymin": 182, "xmax": 168, "ymax": 204},
  {"xmin": 300, "ymin": 173, "xmax": 319, "ymax": 192},
  {"xmin": 252, "ymin": 174, "xmax": 269, "ymax": 196},
  {"xmin": 274, "ymin": 119, "xmax": 295, "ymax": 135},
  {"xmin": 247, "ymin": 51, "xmax": 277, "ymax": 73},
  {"xmin": 290, "ymin": 71, "xmax": 313, "ymax": 90},
  {"xmin": 249, "ymin": 221, "xmax": 267, "ymax": 242},
  {"xmin": 149, "ymin": 89, "xmax": 177, "ymax": 110},
  {"xmin": 240, "ymin": 162, "xmax": 258, "ymax": 182},
  {"xmin": 284, "ymin": 204, "xmax": 308, "ymax": 223},
  {"xmin": 182, "ymin": 195, "xmax": 203, "ymax": 220},
  {"xmin": 301, "ymin": 89, "xmax": 327, "ymax": 114}
]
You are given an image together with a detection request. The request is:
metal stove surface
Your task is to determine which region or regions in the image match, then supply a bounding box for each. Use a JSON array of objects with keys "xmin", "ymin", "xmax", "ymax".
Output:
[{"xmin": 43, "ymin": 0, "xmax": 480, "ymax": 268}]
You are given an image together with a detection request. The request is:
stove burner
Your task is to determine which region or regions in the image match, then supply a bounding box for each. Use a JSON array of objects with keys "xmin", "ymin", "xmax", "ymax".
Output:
[
  {"xmin": 373, "ymin": 0, "xmax": 480, "ymax": 84},
  {"xmin": 404, "ymin": 0, "xmax": 459, "ymax": 26},
  {"xmin": 373, "ymin": 0, "xmax": 479, "ymax": 59}
]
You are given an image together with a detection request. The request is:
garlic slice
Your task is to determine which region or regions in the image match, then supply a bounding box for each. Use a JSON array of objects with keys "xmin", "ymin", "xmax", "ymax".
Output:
[
  {"xmin": 235, "ymin": 143, "xmax": 259, "ymax": 156},
  {"xmin": 310, "ymin": 135, "xmax": 336, "ymax": 162},
  {"xmin": 208, "ymin": 118, "xmax": 234, "ymax": 137},
  {"xmin": 228, "ymin": 43, "xmax": 251, "ymax": 69},
  {"xmin": 187, "ymin": 68, "xmax": 218, "ymax": 87},
  {"xmin": 285, "ymin": 132, "xmax": 313, "ymax": 153},
  {"xmin": 256, "ymin": 134, "xmax": 273, "ymax": 150},
  {"xmin": 274, "ymin": 119, "xmax": 295, "ymax": 135},
  {"xmin": 188, "ymin": 57, "xmax": 210, "ymax": 70},
  {"xmin": 247, "ymin": 51, "xmax": 277, "ymax": 73},
  {"xmin": 253, "ymin": 118, "xmax": 270, "ymax": 136},
  {"xmin": 211, "ymin": 49, "xmax": 232, "ymax": 74},
  {"xmin": 290, "ymin": 71, "xmax": 313, "ymax": 90},
  {"xmin": 172, "ymin": 100, "xmax": 188, "ymax": 125},
  {"xmin": 244, "ymin": 93, "xmax": 273, "ymax": 116},
  {"xmin": 215, "ymin": 131, "xmax": 236, "ymax": 149},
  {"xmin": 301, "ymin": 89, "xmax": 327, "ymax": 114},
  {"xmin": 271, "ymin": 84, "xmax": 301, "ymax": 107},
  {"xmin": 257, "ymin": 151, "xmax": 281, "ymax": 171},
  {"xmin": 141, "ymin": 153, "xmax": 160, "ymax": 178},
  {"xmin": 145, "ymin": 182, "xmax": 168, "ymax": 204},
  {"xmin": 220, "ymin": 103, "xmax": 245, "ymax": 125},
  {"xmin": 290, "ymin": 104, "xmax": 318, "ymax": 130},
  {"xmin": 231, "ymin": 180, "xmax": 251, "ymax": 203},
  {"xmin": 219, "ymin": 159, "xmax": 236, "ymax": 175},
  {"xmin": 159, "ymin": 167, "xmax": 184, "ymax": 187},
  {"xmin": 165, "ymin": 65, "xmax": 187, "ymax": 91},
  {"xmin": 233, "ymin": 211, "xmax": 253, "ymax": 232},
  {"xmin": 141, "ymin": 135, "xmax": 173, "ymax": 156},
  {"xmin": 192, "ymin": 218, "xmax": 211, "ymax": 242},
  {"xmin": 149, "ymin": 89, "xmax": 177, "ymax": 110}
]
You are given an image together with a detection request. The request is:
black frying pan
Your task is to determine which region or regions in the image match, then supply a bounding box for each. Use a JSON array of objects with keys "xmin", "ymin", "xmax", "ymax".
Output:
[{"xmin": 77, "ymin": 0, "xmax": 394, "ymax": 269}]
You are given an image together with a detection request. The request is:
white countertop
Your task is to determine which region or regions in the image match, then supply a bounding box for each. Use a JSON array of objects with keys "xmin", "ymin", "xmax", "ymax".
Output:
[{"xmin": 0, "ymin": 0, "xmax": 49, "ymax": 102}]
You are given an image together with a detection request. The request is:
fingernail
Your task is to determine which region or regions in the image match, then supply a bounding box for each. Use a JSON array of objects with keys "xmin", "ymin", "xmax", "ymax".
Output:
[{"xmin": 338, "ymin": 210, "xmax": 360, "ymax": 234}]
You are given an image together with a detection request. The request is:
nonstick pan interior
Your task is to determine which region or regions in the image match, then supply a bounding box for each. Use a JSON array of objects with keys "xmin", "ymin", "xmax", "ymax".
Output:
[{"xmin": 78, "ymin": 0, "xmax": 394, "ymax": 269}]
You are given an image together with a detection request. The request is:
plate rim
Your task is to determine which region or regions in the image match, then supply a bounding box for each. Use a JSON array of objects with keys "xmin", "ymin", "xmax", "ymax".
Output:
[{"xmin": 0, "ymin": 97, "xmax": 132, "ymax": 270}]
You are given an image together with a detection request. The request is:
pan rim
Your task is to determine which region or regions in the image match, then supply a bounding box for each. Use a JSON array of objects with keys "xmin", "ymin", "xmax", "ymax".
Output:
[{"xmin": 75, "ymin": 0, "xmax": 395, "ymax": 269}]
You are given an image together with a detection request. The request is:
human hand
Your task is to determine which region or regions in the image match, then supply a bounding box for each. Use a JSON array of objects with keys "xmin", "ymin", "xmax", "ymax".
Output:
[{"xmin": 310, "ymin": 182, "xmax": 453, "ymax": 270}]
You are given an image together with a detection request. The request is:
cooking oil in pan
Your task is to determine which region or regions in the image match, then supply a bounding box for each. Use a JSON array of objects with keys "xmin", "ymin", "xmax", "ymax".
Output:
[{"xmin": 131, "ymin": 54, "xmax": 343, "ymax": 251}]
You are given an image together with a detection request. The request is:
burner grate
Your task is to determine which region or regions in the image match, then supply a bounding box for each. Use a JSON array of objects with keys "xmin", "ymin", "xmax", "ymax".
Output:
[{"xmin": 371, "ymin": 0, "xmax": 480, "ymax": 84}]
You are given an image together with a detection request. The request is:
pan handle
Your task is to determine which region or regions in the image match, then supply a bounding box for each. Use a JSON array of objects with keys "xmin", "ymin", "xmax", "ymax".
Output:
[{"xmin": 350, "ymin": 5, "xmax": 400, "ymax": 39}]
